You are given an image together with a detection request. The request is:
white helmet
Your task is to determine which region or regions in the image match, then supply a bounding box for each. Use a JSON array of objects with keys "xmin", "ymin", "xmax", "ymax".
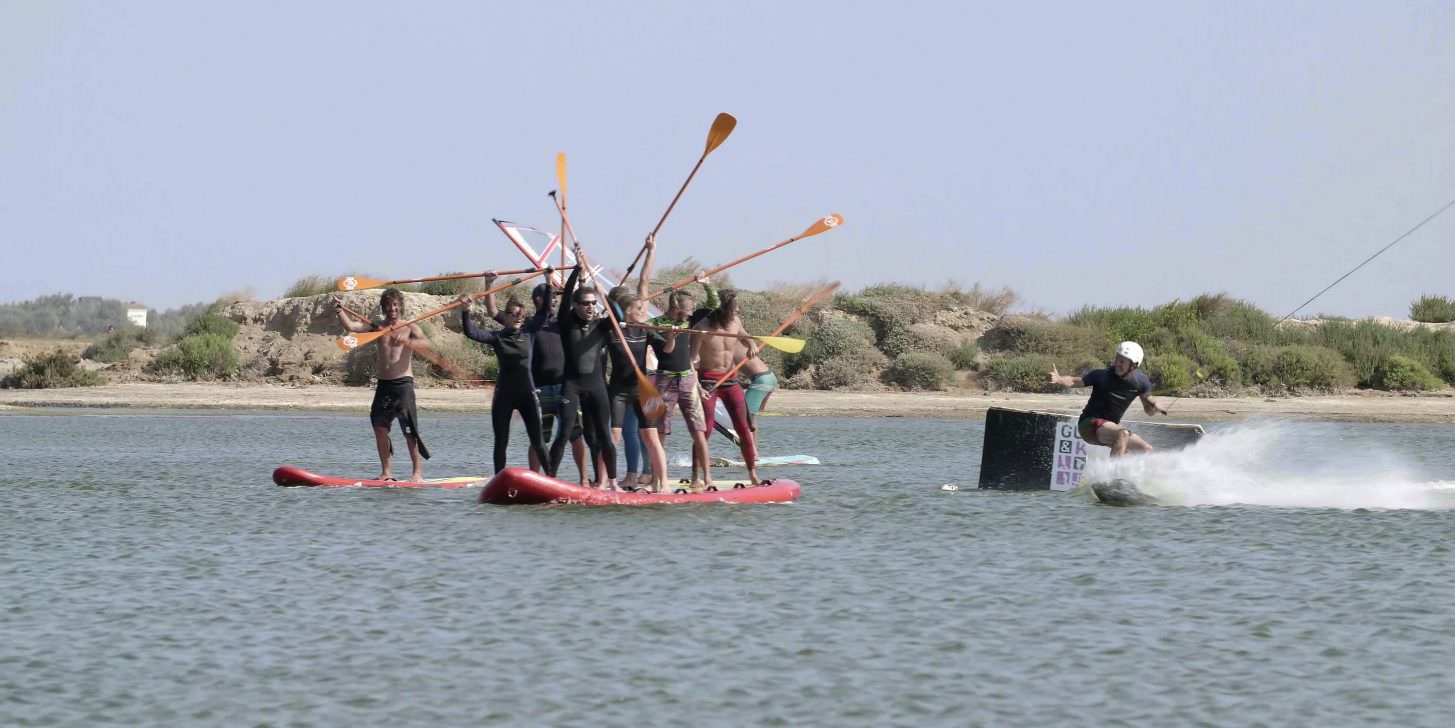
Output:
[{"xmin": 1115, "ymin": 341, "xmax": 1144, "ymax": 366}]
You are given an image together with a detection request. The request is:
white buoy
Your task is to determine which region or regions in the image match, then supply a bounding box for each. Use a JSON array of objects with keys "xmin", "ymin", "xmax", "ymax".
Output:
[{"xmin": 940, "ymin": 484, "xmax": 959, "ymax": 492}]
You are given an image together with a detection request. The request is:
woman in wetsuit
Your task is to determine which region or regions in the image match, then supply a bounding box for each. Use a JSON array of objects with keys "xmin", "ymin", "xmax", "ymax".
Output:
[
  {"xmin": 607, "ymin": 291, "xmax": 669, "ymax": 492},
  {"xmin": 550, "ymin": 263, "xmax": 618, "ymax": 488},
  {"xmin": 459, "ymin": 276, "xmax": 550, "ymax": 474}
]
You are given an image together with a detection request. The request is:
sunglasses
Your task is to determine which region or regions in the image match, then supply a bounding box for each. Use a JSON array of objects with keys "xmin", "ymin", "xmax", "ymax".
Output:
[{"xmin": 576, "ymin": 300, "xmax": 598, "ymax": 306}]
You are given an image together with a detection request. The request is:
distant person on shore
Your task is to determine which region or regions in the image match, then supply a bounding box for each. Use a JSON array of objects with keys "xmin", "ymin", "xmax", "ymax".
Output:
[
  {"xmin": 1048, "ymin": 340, "xmax": 1167, "ymax": 458},
  {"xmin": 332, "ymin": 288, "xmax": 430, "ymax": 481}
]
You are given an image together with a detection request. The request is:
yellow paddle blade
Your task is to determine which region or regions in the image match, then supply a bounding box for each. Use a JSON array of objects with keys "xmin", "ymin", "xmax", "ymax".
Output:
[
  {"xmin": 555, "ymin": 152, "xmax": 567, "ymax": 203},
  {"xmin": 755, "ymin": 335, "xmax": 805, "ymax": 354},
  {"xmin": 336, "ymin": 329, "xmax": 385, "ymax": 350},
  {"xmin": 337, "ymin": 275, "xmax": 386, "ymax": 292},
  {"xmin": 705, "ymin": 113, "xmax": 736, "ymax": 155},
  {"xmin": 798, "ymin": 213, "xmax": 844, "ymax": 239}
]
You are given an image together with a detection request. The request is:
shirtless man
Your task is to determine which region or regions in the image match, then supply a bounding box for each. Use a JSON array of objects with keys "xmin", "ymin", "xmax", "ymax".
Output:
[
  {"xmin": 695, "ymin": 289, "xmax": 761, "ymax": 485},
  {"xmin": 333, "ymin": 288, "xmax": 431, "ymax": 481}
]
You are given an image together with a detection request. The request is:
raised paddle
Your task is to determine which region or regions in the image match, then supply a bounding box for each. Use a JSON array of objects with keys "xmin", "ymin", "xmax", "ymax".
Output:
[
  {"xmin": 337, "ymin": 268, "xmax": 538, "ymax": 292},
  {"xmin": 556, "ymin": 152, "xmax": 568, "ymax": 272},
  {"xmin": 708, "ymin": 281, "xmax": 840, "ymax": 390},
  {"xmin": 335, "ymin": 270, "xmax": 547, "ymax": 350},
  {"xmin": 623, "ymin": 112, "xmax": 738, "ymax": 277},
  {"xmin": 624, "ymin": 323, "xmax": 806, "ymax": 354},
  {"xmin": 646, "ymin": 213, "xmax": 844, "ymax": 301},
  {"xmin": 571, "ymin": 242, "xmax": 668, "ymax": 422}
]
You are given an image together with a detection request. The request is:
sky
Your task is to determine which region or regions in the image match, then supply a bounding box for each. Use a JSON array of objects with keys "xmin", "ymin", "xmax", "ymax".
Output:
[{"xmin": 3, "ymin": 1, "xmax": 1453, "ymax": 317}]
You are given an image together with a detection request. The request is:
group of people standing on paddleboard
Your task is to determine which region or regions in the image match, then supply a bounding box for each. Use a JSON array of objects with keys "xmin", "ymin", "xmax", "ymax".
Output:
[{"xmin": 331, "ymin": 235, "xmax": 775, "ymax": 488}]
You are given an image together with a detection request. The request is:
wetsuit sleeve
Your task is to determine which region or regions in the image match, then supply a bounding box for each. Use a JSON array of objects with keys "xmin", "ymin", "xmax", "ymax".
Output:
[
  {"xmin": 702, "ymin": 282, "xmax": 719, "ymax": 311},
  {"xmin": 559, "ymin": 266, "xmax": 580, "ymax": 326},
  {"xmin": 461, "ymin": 308, "xmax": 498, "ymax": 345},
  {"xmin": 527, "ymin": 284, "xmax": 553, "ymax": 333}
]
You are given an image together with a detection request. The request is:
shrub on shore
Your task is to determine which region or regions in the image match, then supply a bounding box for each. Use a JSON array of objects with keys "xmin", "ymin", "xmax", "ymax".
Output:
[
  {"xmin": 1410, "ymin": 295, "xmax": 1455, "ymax": 324},
  {"xmin": 1375, "ymin": 354, "xmax": 1443, "ymax": 391},
  {"xmin": 1, "ymin": 350, "xmax": 104, "ymax": 388},
  {"xmin": 948, "ymin": 339, "xmax": 979, "ymax": 370},
  {"xmin": 982, "ymin": 354, "xmax": 1058, "ymax": 393},
  {"xmin": 83, "ymin": 326, "xmax": 157, "ymax": 363},
  {"xmin": 1243, "ymin": 345, "xmax": 1354, "ymax": 392},
  {"xmin": 1145, "ymin": 351, "xmax": 1197, "ymax": 393},
  {"xmin": 416, "ymin": 274, "xmax": 486, "ymax": 297},
  {"xmin": 796, "ymin": 312, "xmax": 877, "ymax": 372},
  {"xmin": 880, "ymin": 322, "xmax": 962, "ymax": 359},
  {"xmin": 153, "ymin": 333, "xmax": 239, "ymax": 379},
  {"xmin": 803, "ymin": 347, "xmax": 887, "ymax": 390},
  {"xmin": 283, "ymin": 275, "xmax": 335, "ymax": 299},
  {"xmin": 885, "ymin": 351, "xmax": 954, "ymax": 391}
]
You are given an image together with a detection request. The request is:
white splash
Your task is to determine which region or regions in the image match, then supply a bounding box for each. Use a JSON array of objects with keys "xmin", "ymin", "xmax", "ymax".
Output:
[{"xmin": 1082, "ymin": 421, "xmax": 1455, "ymax": 510}]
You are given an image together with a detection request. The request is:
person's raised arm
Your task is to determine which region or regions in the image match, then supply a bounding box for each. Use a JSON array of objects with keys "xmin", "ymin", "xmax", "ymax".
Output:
[
  {"xmin": 559, "ymin": 264, "xmax": 581, "ymax": 324},
  {"xmin": 458, "ymin": 298, "xmax": 497, "ymax": 345},
  {"xmin": 636, "ymin": 234, "xmax": 655, "ymax": 299},
  {"xmin": 527, "ymin": 267, "xmax": 554, "ymax": 333},
  {"xmin": 1049, "ymin": 364, "xmax": 1084, "ymax": 388},
  {"xmin": 331, "ymin": 297, "xmax": 371, "ymax": 334},
  {"xmin": 480, "ymin": 272, "xmax": 499, "ymax": 318},
  {"xmin": 699, "ymin": 270, "xmax": 719, "ymax": 311}
]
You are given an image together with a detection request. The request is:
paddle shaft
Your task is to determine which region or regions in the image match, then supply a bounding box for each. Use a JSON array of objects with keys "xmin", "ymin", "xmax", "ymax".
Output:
[
  {"xmin": 385, "ymin": 269, "xmax": 535, "ymax": 286},
  {"xmin": 627, "ymin": 322, "xmax": 783, "ymax": 343},
  {"xmin": 648, "ymin": 232, "xmax": 809, "ymax": 301},
  {"xmin": 624, "ymin": 113, "xmax": 736, "ymax": 277}
]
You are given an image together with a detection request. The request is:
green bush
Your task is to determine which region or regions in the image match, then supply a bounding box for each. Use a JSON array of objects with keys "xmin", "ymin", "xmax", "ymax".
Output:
[
  {"xmin": 880, "ymin": 322, "xmax": 962, "ymax": 358},
  {"xmin": 834, "ymin": 284, "xmax": 950, "ymax": 344},
  {"xmin": 1145, "ymin": 351, "xmax": 1197, "ymax": 392},
  {"xmin": 984, "ymin": 316, "xmax": 1108, "ymax": 369},
  {"xmin": 153, "ymin": 333, "xmax": 239, "ymax": 380},
  {"xmin": 83, "ymin": 327, "xmax": 146, "ymax": 363},
  {"xmin": 1192, "ymin": 293, "xmax": 1281, "ymax": 344},
  {"xmin": 949, "ymin": 338, "xmax": 979, "ymax": 370},
  {"xmin": 181, "ymin": 311, "xmax": 240, "ymax": 341},
  {"xmin": 809, "ymin": 347, "xmax": 887, "ymax": 390},
  {"xmin": 1243, "ymin": 345, "xmax": 1354, "ymax": 391},
  {"xmin": 982, "ymin": 354, "xmax": 1058, "ymax": 393},
  {"xmin": 1063, "ymin": 305, "xmax": 1161, "ymax": 345},
  {"xmin": 283, "ymin": 275, "xmax": 335, "ymax": 299},
  {"xmin": 417, "ymin": 274, "xmax": 486, "ymax": 297},
  {"xmin": 884, "ymin": 351, "xmax": 954, "ymax": 391},
  {"xmin": 1375, "ymin": 354, "xmax": 1443, "ymax": 392},
  {"xmin": 797, "ymin": 313, "xmax": 877, "ymax": 369},
  {"xmin": 1, "ymin": 350, "xmax": 104, "ymax": 388},
  {"xmin": 940, "ymin": 281, "xmax": 1018, "ymax": 315},
  {"xmin": 1410, "ymin": 295, "xmax": 1455, "ymax": 324},
  {"xmin": 1168, "ymin": 327, "xmax": 1242, "ymax": 385}
]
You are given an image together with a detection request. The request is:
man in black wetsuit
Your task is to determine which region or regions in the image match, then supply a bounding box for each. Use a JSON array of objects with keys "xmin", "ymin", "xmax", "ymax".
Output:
[
  {"xmin": 528, "ymin": 279, "xmax": 590, "ymax": 482},
  {"xmin": 459, "ymin": 275, "xmax": 550, "ymax": 474},
  {"xmin": 1049, "ymin": 340, "xmax": 1168, "ymax": 457},
  {"xmin": 550, "ymin": 258, "xmax": 618, "ymax": 488}
]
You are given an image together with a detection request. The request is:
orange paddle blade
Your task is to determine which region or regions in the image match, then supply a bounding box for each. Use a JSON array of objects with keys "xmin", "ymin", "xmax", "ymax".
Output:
[
  {"xmin": 555, "ymin": 153, "xmax": 567, "ymax": 204},
  {"xmin": 704, "ymin": 113, "xmax": 736, "ymax": 155},
  {"xmin": 338, "ymin": 275, "xmax": 386, "ymax": 292},
  {"xmin": 337, "ymin": 329, "xmax": 384, "ymax": 350},
  {"xmin": 798, "ymin": 213, "xmax": 844, "ymax": 240},
  {"xmin": 637, "ymin": 372, "xmax": 667, "ymax": 422}
]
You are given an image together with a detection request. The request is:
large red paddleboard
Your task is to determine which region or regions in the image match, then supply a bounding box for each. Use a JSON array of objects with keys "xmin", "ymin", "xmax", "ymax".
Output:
[
  {"xmin": 479, "ymin": 467, "xmax": 801, "ymax": 505},
  {"xmin": 273, "ymin": 466, "xmax": 487, "ymax": 489}
]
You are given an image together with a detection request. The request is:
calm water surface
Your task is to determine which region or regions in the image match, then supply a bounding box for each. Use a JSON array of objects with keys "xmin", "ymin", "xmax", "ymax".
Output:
[{"xmin": 3, "ymin": 410, "xmax": 1455, "ymax": 726}]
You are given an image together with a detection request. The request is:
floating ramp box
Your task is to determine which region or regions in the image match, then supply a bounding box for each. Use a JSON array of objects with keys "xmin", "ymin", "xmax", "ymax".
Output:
[{"xmin": 977, "ymin": 407, "xmax": 1205, "ymax": 491}]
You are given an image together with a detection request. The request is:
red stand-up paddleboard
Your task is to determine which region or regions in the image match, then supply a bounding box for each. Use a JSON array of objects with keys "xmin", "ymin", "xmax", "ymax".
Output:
[
  {"xmin": 479, "ymin": 467, "xmax": 801, "ymax": 505},
  {"xmin": 272, "ymin": 466, "xmax": 488, "ymax": 489}
]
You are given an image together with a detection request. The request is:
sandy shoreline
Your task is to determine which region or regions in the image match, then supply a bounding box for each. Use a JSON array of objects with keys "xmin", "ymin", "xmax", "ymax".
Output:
[{"xmin": 2, "ymin": 382, "xmax": 1453, "ymax": 423}]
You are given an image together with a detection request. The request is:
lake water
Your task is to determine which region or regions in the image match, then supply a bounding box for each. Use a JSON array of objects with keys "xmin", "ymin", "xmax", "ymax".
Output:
[{"xmin": 4, "ymin": 410, "xmax": 1455, "ymax": 726}]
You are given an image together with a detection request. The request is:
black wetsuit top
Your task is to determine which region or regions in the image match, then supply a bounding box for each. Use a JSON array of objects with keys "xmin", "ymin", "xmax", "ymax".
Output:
[
  {"xmin": 1079, "ymin": 367, "xmax": 1152, "ymax": 424},
  {"xmin": 461, "ymin": 314, "xmax": 535, "ymax": 387},
  {"xmin": 528, "ymin": 285, "xmax": 565, "ymax": 387},
  {"xmin": 648, "ymin": 307, "xmax": 715, "ymax": 373},
  {"xmin": 559, "ymin": 267, "xmax": 612, "ymax": 377}
]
